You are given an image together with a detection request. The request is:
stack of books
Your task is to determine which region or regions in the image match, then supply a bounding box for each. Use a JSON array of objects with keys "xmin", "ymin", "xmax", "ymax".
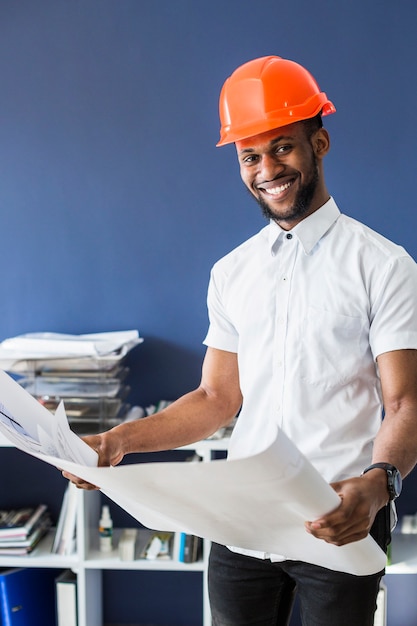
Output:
[{"xmin": 0, "ymin": 504, "xmax": 51, "ymax": 555}]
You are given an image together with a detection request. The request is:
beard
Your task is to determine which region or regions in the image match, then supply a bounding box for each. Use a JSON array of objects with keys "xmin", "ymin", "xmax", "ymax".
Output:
[{"xmin": 253, "ymin": 154, "xmax": 320, "ymax": 225}]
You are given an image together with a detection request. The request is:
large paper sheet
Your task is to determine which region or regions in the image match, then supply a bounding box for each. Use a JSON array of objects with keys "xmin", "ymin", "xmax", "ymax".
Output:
[{"xmin": 0, "ymin": 370, "xmax": 386, "ymax": 576}]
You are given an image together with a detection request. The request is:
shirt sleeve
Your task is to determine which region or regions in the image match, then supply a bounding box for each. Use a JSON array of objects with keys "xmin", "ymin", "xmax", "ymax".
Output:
[
  {"xmin": 369, "ymin": 254, "xmax": 417, "ymax": 358},
  {"xmin": 203, "ymin": 266, "xmax": 239, "ymax": 353}
]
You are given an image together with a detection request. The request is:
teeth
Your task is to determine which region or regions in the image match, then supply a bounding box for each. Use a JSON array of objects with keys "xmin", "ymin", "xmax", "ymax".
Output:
[{"xmin": 266, "ymin": 182, "xmax": 292, "ymax": 195}]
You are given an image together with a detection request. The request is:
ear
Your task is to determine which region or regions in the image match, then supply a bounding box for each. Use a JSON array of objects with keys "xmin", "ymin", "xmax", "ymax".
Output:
[{"xmin": 312, "ymin": 128, "xmax": 330, "ymax": 159}]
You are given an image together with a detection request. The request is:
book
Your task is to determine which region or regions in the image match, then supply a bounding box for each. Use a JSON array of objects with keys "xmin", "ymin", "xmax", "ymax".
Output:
[
  {"xmin": 52, "ymin": 486, "xmax": 70, "ymax": 554},
  {"xmin": 0, "ymin": 567, "xmax": 57, "ymax": 625},
  {"xmin": 173, "ymin": 531, "xmax": 186, "ymax": 562},
  {"xmin": 0, "ymin": 504, "xmax": 48, "ymax": 539},
  {"xmin": 184, "ymin": 534, "xmax": 202, "ymax": 563},
  {"xmin": 55, "ymin": 569, "xmax": 78, "ymax": 626},
  {"xmin": 52, "ymin": 482, "xmax": 78, "ymax": 555}
]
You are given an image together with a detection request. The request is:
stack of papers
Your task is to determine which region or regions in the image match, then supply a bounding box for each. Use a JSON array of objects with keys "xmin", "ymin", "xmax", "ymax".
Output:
[
  {"xmin": 0, "ymin": 330, "xmax": 142, "ymax": 368},
  {"xmin": 0, "ymin": 330, "xmax": 143, "ymax": 434}
]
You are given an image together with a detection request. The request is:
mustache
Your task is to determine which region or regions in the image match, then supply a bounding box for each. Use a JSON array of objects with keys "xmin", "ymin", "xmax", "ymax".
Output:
[{"xmin": 249, "ymin": 164, "xmax": 320, "ymax": 224}]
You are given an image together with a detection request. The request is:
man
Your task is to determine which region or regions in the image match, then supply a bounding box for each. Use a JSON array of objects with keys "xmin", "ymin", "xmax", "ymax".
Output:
[{"xmin": 65, "ymin": 56, "xmax": 417, "ymax": 625}]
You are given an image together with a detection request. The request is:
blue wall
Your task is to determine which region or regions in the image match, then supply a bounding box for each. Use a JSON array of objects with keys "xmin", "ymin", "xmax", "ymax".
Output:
[
  {"xmin": 1, "ymin": 2, "xmax": 417, "ymax": 624},
  {"xmin": 1, "ymin": 0, "xmax": 416, "ymax": 408}
]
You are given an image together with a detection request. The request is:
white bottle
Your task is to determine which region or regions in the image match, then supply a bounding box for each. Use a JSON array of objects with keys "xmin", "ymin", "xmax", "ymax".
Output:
[{"xmin": 99, "ymin": 505, "xmax": 113, "ymax": 552}]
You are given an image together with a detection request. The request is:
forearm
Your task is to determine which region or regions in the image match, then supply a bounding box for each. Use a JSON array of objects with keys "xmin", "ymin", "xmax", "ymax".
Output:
[
  {"xmin": 355, "ymin": 398, "xmax": 417, "ymax": 513},
  {"xmin": 109, "ymin": 385, "xmax": 238, "ymax": 456},
  {"xmin": 109, "ymin": 346, "xmax": 242, "ymax": 456},
  {"xmin": 371, "ymin": 403, "xmax": 417, "ymax": 479}
]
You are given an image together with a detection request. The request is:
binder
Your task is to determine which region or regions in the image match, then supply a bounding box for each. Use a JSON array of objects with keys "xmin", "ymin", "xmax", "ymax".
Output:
[
  {"xmin": 0, "ymin": 567, "xmax": 57, "ymax": 625},
  {"xmin": 55, "ymin": 570, "xmax": 78, "ymax": 626}
]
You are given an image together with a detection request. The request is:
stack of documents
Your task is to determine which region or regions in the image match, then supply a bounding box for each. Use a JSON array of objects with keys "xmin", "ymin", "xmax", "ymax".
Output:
[{"xmin": 0, "ymin": 330, "xmax": 142, "ymax": 434}]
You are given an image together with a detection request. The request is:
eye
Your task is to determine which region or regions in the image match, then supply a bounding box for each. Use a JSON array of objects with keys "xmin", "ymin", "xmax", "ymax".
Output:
[
  {"xmin": 240, "ymin": 154, "xmax": 259, "ymax": 165},
  {"xmin": 276, "ymin": 144, "xmax": 292, "ymax": 154}
]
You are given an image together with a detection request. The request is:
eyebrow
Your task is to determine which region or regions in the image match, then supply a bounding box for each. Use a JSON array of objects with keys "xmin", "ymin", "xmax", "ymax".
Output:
[{"xmin": 237, "ymin": 135, "xmax": 295, "ymax": 155}]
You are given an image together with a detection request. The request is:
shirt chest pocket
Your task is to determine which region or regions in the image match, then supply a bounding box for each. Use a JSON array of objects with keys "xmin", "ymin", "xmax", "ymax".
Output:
[{"xmin": 300, "ymin": 306, "xmax": 368, "ymax": 389}]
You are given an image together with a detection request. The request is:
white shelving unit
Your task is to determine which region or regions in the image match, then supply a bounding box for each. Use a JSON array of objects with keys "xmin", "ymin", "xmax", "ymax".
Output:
[
  {"xmin": 0, "ymin": 434, "xmax": 229, "ymax": 626},
  {"xmin": 1, "ymin": 431, "xmax": 416, "ymax": 626}
]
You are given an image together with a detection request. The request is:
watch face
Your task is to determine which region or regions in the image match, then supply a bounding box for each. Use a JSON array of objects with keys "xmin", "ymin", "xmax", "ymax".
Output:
[{"xmin": 392, "ymin": 470, "xmax": 402, "ymax": 498}]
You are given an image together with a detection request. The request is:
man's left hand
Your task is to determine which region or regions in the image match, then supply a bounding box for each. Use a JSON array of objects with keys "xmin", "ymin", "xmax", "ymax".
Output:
[{"xmin": 304, "ymin": 474, "xmax": 387, "ymax": 546}]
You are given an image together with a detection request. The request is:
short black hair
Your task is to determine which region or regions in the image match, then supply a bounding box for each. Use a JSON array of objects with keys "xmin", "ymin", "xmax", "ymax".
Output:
[{"xmin": 303, "ymin": 114, "xmax": 323, "ymax": 138}]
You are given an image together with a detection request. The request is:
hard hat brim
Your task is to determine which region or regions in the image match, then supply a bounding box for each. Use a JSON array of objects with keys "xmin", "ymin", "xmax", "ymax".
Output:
[{"xmin": 217, "ymin": 96, "xmax": 336, "ymax": 147}]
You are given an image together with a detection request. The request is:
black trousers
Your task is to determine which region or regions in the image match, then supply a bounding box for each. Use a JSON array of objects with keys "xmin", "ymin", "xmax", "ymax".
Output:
[{"xmin": 208, "ymin": 506, "xmax": 389, "ymax": 626}]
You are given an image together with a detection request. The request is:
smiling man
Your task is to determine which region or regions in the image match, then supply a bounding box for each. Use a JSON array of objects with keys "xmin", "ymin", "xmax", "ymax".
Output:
[{"xmin": 64, "ymin": 56, "xmax": 417, "ymax": 625}]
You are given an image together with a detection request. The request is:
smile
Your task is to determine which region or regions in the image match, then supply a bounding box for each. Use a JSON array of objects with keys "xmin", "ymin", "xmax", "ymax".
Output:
[{"xmin": 264, "ymin": 181, "xmax": 293, "ymax": 196}]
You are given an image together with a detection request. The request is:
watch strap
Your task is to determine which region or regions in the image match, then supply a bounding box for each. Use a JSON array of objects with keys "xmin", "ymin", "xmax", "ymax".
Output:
[
  {"xmin": 362, "ymin": 462, "xmax": 402, "ymax": 501},
  {"xmin": 362, "ymin": 462, "xmax": 397, "ymax": 474}
]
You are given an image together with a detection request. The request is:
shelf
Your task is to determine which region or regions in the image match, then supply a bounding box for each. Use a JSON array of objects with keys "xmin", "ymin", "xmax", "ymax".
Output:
[
  {"xmin": 0, "ymin": 530, "xmax": 79, "ymax": 569},
  {"xmin": 85, "ymin": 551, "xmax": 205, "ymax": 571}
]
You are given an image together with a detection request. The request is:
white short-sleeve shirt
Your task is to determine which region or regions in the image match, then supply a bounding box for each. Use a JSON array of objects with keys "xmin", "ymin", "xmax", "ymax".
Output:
[{"xmin": 204, "ymin": 197, "xmax": 417, "ymax": 524}]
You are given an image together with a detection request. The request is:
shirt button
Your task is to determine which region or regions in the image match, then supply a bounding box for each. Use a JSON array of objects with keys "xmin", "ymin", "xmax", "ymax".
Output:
[{"xmin": 286, "ymin": 233, "xmax": 293, "ymax": 239}]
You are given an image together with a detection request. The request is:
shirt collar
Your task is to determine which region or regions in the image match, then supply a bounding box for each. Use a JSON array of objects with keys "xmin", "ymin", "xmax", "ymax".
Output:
[{"xmin": 268, "ymin": 197, "xmax": 341, "ymax": 255}]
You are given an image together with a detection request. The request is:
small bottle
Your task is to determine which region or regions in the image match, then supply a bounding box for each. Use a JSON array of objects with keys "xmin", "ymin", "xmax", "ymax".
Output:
[{"xmin": 99, "ymin": 505, "xmax": 113, "ymax": 552}]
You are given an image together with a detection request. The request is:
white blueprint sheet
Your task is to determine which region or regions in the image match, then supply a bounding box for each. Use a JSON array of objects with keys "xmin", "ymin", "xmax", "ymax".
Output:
[{"xmin": 0, "ymin": 370, "xmax": 386, "ymax": 576}]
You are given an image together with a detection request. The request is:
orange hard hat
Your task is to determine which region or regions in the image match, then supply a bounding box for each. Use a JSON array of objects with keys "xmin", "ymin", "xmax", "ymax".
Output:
[{"xmin": 217, "ymin": 56, "xmax": 336, "ymax": 146}]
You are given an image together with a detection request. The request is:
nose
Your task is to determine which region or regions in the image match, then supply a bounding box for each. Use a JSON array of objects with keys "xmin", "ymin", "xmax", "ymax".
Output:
[{"xmin": 258, "ymin": 153, "xmax": 283, "ymax": 181}]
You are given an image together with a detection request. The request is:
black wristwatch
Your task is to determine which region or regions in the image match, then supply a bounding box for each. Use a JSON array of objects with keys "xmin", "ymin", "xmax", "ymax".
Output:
[{"xmin": 362, "ymin": 462, "xmax": 402, "ymax": 501}]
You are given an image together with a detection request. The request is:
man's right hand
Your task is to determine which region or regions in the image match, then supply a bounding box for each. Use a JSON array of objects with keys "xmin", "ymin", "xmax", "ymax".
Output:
[{"xmin": 62, "ymin": 430, "xmax": 124, "ymax": 490}]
